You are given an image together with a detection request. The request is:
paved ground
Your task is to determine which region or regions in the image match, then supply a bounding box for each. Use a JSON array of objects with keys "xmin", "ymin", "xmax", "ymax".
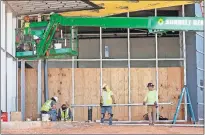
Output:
[{"xmin": 2, "ymin": 124, "xmax": 203, "ymax": 134}]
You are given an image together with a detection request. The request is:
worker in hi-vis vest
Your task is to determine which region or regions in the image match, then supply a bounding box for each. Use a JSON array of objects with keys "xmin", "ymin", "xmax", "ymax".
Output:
[
  {"xmin": 41, "ymin": 96, "xmax": 58, "ymax": 121},
  {"xmin": 57, "ymin": 104, "xmax": 72, "ymax": 121},
  {"xmin": 100, "ymin": 83, "xmax": 116, "ymax": 125}
]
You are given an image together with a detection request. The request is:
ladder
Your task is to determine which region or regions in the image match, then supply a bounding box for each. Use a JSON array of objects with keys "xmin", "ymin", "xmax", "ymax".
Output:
[{"xmin": 172, "ymin": 86, "xmax": 196, "ymax": 124}]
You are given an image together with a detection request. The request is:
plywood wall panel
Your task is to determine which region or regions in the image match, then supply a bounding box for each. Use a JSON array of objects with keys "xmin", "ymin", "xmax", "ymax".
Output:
[
  {"xmin": 18, "ymin": 67, "xmax": 184, "ymax": 121},
  {"xmin": 130, "ymin": 68, "xmax": 156, "ymax": 120},
  {"xmin": 25, "ymin": 69, "xmax": 38, "ymax": 120},
  {"xmin": 166, "ymin": 67, "xmax": 184, "ymax": 119},
  {"xmin": 102, "ymin": 68, "xmax": 129, "ymax": 121},
  {"xmin": 47, "ymin": 68, "xmax": 72, "ymax": 110},
  {"xmin": 74, "ymin": 68, "xmax": 100, "ymax": 121}
]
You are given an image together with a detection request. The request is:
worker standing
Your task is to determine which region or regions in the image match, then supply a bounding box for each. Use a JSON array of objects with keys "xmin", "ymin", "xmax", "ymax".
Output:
[
  {"xmin": 143, "ymin": 83, "xmax": 158, "ymax": 125},
  {"xmin": 41, "ymin": 96, "xmax": 58, "ymax": 121},
  {"xmin": 57, "ymin": 104, "xmax": 72, "ymax": 121},
  {"xmin": 100, "ymin": 84, "xmax": 116, "ymax": 125}
]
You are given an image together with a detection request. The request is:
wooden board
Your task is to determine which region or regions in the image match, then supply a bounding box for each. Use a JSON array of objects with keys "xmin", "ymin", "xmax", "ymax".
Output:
[
  {"xmin": 102, "ymin": 68, "xmax": 129, "ymax": 121},
  {"xmin": 130, "ymin": 68, "xmax": 156, "ymax": 120},
  {"xmin": 25, "ymin": 69, "xmax": 38, "ymax": 120},
  {"xmin": 18, "ymin": 67, "xmax": 184, "ymax": 121},
  {"xmin": 47, "ymin": 68, "xmax": 72, "ymax": 111},
  {"xmin": 74, "ymin": 68, "xmax": 100, "ymax": 121}
]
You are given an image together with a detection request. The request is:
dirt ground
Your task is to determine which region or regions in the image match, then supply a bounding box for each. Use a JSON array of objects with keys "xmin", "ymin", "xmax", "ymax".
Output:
[{"xmin": 2, "ymin": 124, "xmax": 203, "ymax": 134}]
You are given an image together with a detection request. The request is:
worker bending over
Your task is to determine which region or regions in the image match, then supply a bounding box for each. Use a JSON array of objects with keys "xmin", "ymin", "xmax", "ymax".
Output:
[
  {"xmin": 58, "ymin": 104, "xmax": 72, "ymax": 121},
  {"xmin": 41, "ymin": 96, "xmax": 58, "ymax": 121},
  {"xmin": 143, "ymin": 83, "xmax": 158, "ymax": 125},
  {"xmin": 100, "ymin": 84, "xmax": 116, "ymax": 125}
]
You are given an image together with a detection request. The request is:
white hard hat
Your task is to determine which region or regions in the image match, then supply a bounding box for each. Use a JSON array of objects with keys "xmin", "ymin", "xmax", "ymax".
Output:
[
  {"xmin": 50, "ymin": 12, "xmax": 55, "ymax": 15},
  {"xmin": 53, "ymin": 96, "xmax": 58, "ymax": 102},
  {"xmin": 102, "ymin": 83, "xmax": 107, "ymax": 88},
  {"xmin": 33, "ymin": 35, "xmax": 39, "ymax": 40}
]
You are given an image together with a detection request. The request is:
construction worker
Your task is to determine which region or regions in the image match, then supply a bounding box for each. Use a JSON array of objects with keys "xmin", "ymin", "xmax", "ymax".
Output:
[
  {"xmin": 57, "ymin": 104, "xmax": 72, "ymax": 121},
  {"xmin": 41, "ymin": 96, "xmax": 58, "ymax": 121},
  {"xmin": 100, "ymin": 83, "xmax": 116, "ymax": 125},
  {"xmin": 143, "ymin": 83, "xmax": 158, "ymax": 125}
]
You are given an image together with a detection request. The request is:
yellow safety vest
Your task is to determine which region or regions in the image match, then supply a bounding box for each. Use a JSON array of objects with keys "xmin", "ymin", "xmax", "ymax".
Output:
[
  {"xmin": 24, "ymin": 22, "xmax": 30, "ymax": 28},
  {"xmin": 23, "ymin": 22, "xmax": 30, "ymax": 35},
  {"xmin": 102, "ymin": 90, "xmax": 113, "ymax": 106},
  {"xmin": 41, "ymin": 100, "xmax": 52, "ymax": 112},
  {"xmin": 60, "ymin": 108, "xmax": 69, "ymax": 120}
]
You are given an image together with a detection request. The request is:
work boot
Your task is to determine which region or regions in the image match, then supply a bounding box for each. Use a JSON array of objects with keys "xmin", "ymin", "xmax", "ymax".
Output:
[
  {"xmin": 109, "ymin": 116, "xmax": 112, "ymax": 125},
  {"xmin": 101, "ymin": 118, "xmax": 104, "ymax": 123},
  {"xmin": 149, "ymin": 122, "xmax": 154, "ymax": 126}
]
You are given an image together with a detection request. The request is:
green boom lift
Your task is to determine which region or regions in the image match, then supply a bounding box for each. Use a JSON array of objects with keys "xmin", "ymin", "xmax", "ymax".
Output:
[{"xmin": 15, "ymin": 13, "xmax": 204, "ymax": 60}]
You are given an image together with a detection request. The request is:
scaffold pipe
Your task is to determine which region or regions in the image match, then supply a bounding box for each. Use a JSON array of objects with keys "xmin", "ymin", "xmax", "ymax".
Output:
[{"xmin": 71, "ymin": 102, "xmax": 173, "ymax": 107}]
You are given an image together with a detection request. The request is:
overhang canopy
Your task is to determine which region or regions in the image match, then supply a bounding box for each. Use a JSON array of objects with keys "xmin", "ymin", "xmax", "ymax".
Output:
[
  {"xmin": 61, "ymin": 0, "xmax": 201, "ymax": 17},
  {"xmin": 6, "ymin": 0, "xmax": 202, "ymax": 17},
  {"xmin": 6, "ymin": 0, "xmax": 100, "ymax": 16}
]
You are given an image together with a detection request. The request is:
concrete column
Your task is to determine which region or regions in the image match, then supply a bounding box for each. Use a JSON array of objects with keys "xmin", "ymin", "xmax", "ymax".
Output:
[
  {"xmin": 12, "ymin": 16, "xmax": 17, "ymax": 56},
  {"xmin": 1, "ymin": 1, "xmax": 6, "ymax": 112},
  {"xmin": 6, "ymin": 12, "xmax": 13, "ymax": 54}
]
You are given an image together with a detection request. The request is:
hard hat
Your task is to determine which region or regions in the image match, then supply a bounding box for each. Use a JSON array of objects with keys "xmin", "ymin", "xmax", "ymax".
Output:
[
  {"xmin": 50, "ymin": 12, "xmax": 54, "ymax": 15},
  {"xmin": 33, "ymin": 35, "xmax": 39, "ymax": 40},
  {"xmin": 102, "ymin": 83, "xmax": 107, "ymax": 88},
  {"xmin": 53, "ymin": 96, "xmax": 58, "ymax": 102}
]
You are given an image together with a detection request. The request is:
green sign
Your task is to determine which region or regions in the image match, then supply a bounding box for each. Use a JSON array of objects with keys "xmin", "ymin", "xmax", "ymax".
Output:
[{"xmin": 149, "ymin": 17, "xmax": 204, "ymax": 31}]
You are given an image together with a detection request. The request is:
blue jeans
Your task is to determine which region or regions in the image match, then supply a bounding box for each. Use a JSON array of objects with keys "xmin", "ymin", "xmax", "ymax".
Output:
[
  {"xmin": 101, "ymin": 106, "xmax": 112, "ymax": 114},
  {"xmin": 101, "ymin": 106, "xmax": 113, "ymax": 125},
  {"xmin": 47, "ymin": 110, "xmax": 57, "ymax": 121}
]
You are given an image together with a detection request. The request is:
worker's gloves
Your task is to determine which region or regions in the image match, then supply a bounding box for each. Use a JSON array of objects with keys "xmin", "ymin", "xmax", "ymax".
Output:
[{"xmin": 143, "ymin": 101, "xmax": 146, "ymax": 105}]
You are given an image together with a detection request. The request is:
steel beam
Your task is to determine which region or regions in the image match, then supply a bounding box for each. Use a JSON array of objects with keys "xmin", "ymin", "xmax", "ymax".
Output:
[
  {"xmin": 16, "ymin": 58, "xmax": 18, "ymax": 111},
  {"xmin": 45, "ymin": 58, "xmax": 185, "ymax": 62},
  {"xmin": 100, "ymin": 27, "xmax": 103, "ymax": 94},
  {"xmin": 113, "ymin": 124, "xmax": 204, "ymax": 127},
  {"xmin": 37, "ymin": 60, "xmax": 42, "ymax": 114},
  {"xmin": 155, "ymin": 8, "xmax": 159, "ymax": 121},
  {"xmin": 182, "ymin": 5, "xmax": 188, "ymax": 121},
  {"xmin": 71, "ymin": 102, "xmax": 172, "ymax": 107},
  {"xmin": 127, "ymin": 12, "xmax": 131, "ymax": 121},
  {"xmin": 20, "ymin": 60, "xmax": 25, "ymax": 120},
  {"xmin": 72, "ymin": 56, "xmax": 75, "ymax": 121},
  {"xmin": 44, "ymin": 59, "xmax": 49, "ymax": 101},
  {"xmin": 71, "ymin": 26, "xmax": 76, "ymax": 121}
]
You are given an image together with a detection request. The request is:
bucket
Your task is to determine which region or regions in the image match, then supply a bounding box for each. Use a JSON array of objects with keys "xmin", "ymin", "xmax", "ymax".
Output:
[
  {"xmin": 26, "ymin": 118, "xmax": 31, "ymax": 121},
  {"xmin": 37, "ymin": 118, "xmax": 41, "ymax": 121},
  {"xmin": 1, "ymin": 112, "xmax": 8, "ymax": 122},
  {"xmin": 42, "ymin": 114, "xmax": 50, "ymax": 121},
  {"xmin": 54, "ymin": 43, "xmax": 62, "ymax": 49}
]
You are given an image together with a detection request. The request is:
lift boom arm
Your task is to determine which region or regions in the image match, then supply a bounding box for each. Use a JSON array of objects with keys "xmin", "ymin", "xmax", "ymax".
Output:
[{"xmin": 30, "ymin": 13, "xmax": 203, "ymax": 57}]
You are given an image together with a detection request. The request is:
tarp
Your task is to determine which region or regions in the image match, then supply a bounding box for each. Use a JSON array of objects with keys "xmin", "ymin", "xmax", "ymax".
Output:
[{"xmin": 61, "ymin": 0, "xmax": 201, "ymax": 17}]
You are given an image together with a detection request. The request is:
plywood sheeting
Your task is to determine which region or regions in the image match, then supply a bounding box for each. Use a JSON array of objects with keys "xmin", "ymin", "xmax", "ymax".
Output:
[
  {"xmin": 47, "ymin": 68, "xmax": 72, "ymax": 109},
  {"xmin": 74, "ymin": 68, "xmax": 100, "ymax": 121},
  {"xmin": 103, "ymin": 68, "xmax": 129, "ymax": 121},
  {"xmin": 130, "ymin": 68, "xmax": 156, "ymax": 120},
  {"xmin": 158, "ymin": 67, "xmax": 184, "ymax": 120},
  {"xmin": 25, "ymin": 69, "xmax": 38, "ymax": 120},
  {"xmin": 18, "ymin": 67, "xmax": 184, "ymax": 121}
]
